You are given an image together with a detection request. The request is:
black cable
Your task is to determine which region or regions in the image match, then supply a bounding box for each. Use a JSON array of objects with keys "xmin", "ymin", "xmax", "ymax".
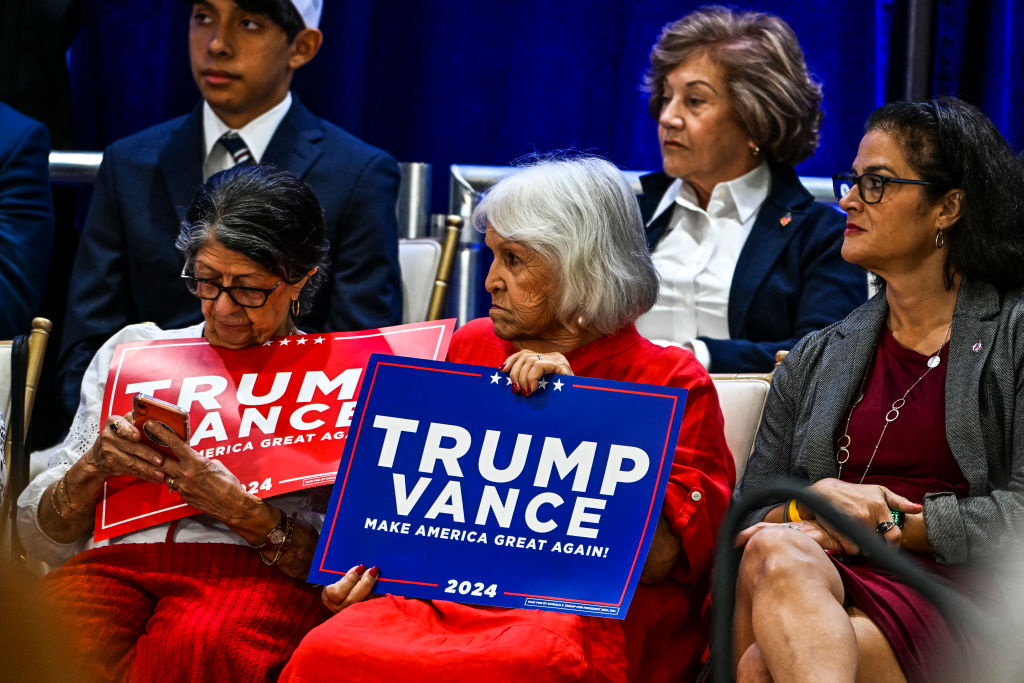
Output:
[{"xmin": 710, "ymin": 481, "xmax": 993, "ymax": 683}]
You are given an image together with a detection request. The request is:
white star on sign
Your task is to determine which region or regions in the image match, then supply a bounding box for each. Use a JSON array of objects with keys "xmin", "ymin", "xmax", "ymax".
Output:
[
  {"xmin": 296, "ymin": 337, "xmax": 308, "ymax": 345},
  {"xmin": 279, "ymin": 338, "xmax": 290, "ymax": 345},
  {"xmin": 506, "ymin": 377, "xmax": 513, "ymax": 386},
  {"xmin": 263, "ymin": 341, "xmax": 273, "ymax": 346},
  {"xmin": 538, "ymin": 378, "xmax": 549, "ymax": 390},
  {"xmin": 552, "ymin": 378, "xmax": 564, "ymax": 391},
  {"xmin": 313, "ymin": 337, "xmax": 325, "ymax": 344},
  {"xmin": 490, "ymin": 372, "xmax": 502, "ymax": 384}
]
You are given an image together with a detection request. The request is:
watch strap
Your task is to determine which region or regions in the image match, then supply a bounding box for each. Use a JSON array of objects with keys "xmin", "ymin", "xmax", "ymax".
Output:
[{"xmin": 257, "ymin": 508, "xmax": 287, "ymax": 550}]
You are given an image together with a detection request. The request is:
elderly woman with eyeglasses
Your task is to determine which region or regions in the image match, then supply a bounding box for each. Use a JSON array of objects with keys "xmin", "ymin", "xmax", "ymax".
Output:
[
  {"xmin": 637, "ymin": 7, "xmax": 866, "ymax": 372},
  {"xmin": 17, "ymin": 165, "xmax": 376, "ymax": 681},
  {"xmin": 732, "ymin": 98, "xmax": 1024, "ymax": 681}
]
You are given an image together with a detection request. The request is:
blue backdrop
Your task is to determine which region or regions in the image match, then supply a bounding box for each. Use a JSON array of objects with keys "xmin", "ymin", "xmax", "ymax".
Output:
[{"xmin": 68, "ymin": 0, "xmax": 1024, "ymax": 214}]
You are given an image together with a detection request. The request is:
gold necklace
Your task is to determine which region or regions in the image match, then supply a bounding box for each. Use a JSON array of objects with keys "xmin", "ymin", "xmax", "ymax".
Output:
[{"xmin": 835, "ymin": 320, "xmax": 952, "ymax": 483}]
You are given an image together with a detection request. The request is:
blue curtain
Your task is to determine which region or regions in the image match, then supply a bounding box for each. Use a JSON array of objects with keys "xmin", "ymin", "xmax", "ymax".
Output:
[
  {"xmin": 934, "ymin": 0, "xmax": 1023, "ymax": 149},
  {"xmin": 69, "ymin": 0, "xmax": 1021, "ymax": 213}
]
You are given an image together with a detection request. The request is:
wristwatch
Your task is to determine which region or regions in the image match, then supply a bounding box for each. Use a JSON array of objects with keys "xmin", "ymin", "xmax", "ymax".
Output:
[{"xmin": 258, "ymin": 508, "xmax": 287, "ymax": 549}]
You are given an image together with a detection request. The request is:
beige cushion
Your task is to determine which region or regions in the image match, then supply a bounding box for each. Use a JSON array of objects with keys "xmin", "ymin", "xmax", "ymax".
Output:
[
  {"xmin": 711, "ymin": 377, "xmax": 770, "ymax": 477},
  {"xmin": 398, "ymin": 238, "xmax": 443, "ymax": 323}
]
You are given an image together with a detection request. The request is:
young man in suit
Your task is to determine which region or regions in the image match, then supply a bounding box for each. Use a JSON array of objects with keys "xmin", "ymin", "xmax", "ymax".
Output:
[{"xmin": 59, "ymin": 0, "xmax": 403, "ymax": 419}]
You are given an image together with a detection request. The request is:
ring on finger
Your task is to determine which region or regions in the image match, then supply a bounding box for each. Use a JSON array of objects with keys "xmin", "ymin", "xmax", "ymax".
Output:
[
  {"xmin": 537, "ymin": 354, "xmax": 543, "ymax": 361},
  {"xmin": 875, "ymin": 520, "xmax": 896, "ymax": 534},
  {"xmin": 166, "ymin": 477, "xmax": 178, "ymax": 492}
]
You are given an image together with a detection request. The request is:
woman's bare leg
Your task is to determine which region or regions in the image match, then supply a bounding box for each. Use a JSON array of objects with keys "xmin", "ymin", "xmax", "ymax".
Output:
[
  {"xmin": 850, "ymin": 608, "xmax": 905, "ymax": 683},
  {"xmin": 736, "ymin": 642, "xmax": 773, "ymax": 683},
  {"xmin": 734, "ymin": 525, "xmax": 854, "ymax": 683}
]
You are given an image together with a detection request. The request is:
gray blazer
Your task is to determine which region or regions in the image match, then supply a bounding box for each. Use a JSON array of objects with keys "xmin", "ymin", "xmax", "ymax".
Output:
[{"xmin": 736, "ymin": 278, "xmax": 1024, "ymax": 564}]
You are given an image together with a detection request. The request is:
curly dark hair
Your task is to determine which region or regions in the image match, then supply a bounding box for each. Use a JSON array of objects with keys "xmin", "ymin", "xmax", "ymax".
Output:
[
  {"xmin": 866, "ymin": 97, "xmax": 1024, "ymax": 291},
  {"xmin": 176, "ymin": 164, "xmax": 329, "ymax": 309}
]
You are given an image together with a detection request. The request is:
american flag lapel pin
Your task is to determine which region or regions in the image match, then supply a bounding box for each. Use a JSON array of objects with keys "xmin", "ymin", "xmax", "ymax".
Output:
[{"xmin": 779, "ymin": 212, "xmax": 792, "ymax": 227}]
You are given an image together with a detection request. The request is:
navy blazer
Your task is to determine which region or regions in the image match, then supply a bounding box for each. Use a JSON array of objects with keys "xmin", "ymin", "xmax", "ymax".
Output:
[
  {"xmin": 639, "ymin": 164, "xmax": 866, "ymax": 372},
  {"xmin": 0, "ymin": 103, "xmax": 54, "ymax": 338},
  {"xmin": 59, "ymin": 98, "xmax": 402, "ymax": 415},
  {"xmin": 0, "ymin": 104, "xmax": 54, "ymax": 339}
]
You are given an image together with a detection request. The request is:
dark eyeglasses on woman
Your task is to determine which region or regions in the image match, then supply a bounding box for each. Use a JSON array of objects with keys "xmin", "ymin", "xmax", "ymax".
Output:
[
  {"xmin": 832, "ymin": 172, "xmax": 932, "ymax": 204},
  {"xmin": 180, "ymin": 266, "xmax": 282, "ymax": 308}
]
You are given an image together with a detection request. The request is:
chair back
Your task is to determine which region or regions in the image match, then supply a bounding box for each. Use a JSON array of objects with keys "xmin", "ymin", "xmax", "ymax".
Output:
[
  {"xmin": 398, "ymin": 238, "xmax": 443, "ymax": 323},
  {"xmin": 397, "ymin": 215, "xmax": 464, "ymax": 324},
  {"xmin": 0, "ymin": 318, "xmax": 52, "ymax": 560},
  {"xmin": 710, "ymin": 374, "xmax": 771, "ymax": 477}
]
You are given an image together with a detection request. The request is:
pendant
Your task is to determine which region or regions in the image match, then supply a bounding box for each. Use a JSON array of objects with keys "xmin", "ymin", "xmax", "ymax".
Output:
[{"xmin": 927, "ymin": 354, "xmax": 941, "ymax": 368}]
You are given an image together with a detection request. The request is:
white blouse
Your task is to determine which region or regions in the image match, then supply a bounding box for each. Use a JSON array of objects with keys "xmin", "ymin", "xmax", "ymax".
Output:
[
  {"xmin": 17, "ymin": 322, "xmax": 324, "ymax": 567},
  {"xmin": 635, "ymin": 162, "xmax": 770, "ymax": 367}
]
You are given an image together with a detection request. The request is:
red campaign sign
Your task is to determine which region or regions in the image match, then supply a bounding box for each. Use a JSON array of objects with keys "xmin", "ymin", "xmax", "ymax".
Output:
[{"xmin": 94, "ymin": 320, "xmax": 455, "ymax": 541}]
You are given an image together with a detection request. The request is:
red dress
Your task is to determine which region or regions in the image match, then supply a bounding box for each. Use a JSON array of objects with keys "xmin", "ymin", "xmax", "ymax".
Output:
[
  {"xmin": 832, "ymin": 328, "xmax": 971, "ymax": 682},
  {"xmin": 283, "ymin": 319, "xmax": 736, "ymax": 682}
]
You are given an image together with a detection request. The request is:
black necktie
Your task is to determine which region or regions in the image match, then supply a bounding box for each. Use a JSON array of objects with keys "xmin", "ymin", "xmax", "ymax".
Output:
[{"xmin": 220, "ymin": 132, "xmax": 254, "ymax": 165}]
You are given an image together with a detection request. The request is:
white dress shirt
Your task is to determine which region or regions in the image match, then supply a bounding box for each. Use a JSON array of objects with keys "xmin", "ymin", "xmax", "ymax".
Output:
[
  {"xmin": 201, "ymin": 92, "xmax": 293, "ymax": 180},
  {"xmin": 635, "ymin": 162, "xmax": 770, "ymax": 368}
]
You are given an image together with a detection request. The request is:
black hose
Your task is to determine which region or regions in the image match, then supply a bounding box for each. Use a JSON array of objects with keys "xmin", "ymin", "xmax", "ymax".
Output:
[{"xmin": 710, "ymin": 481, "xmax": 993, "ymax": 682}]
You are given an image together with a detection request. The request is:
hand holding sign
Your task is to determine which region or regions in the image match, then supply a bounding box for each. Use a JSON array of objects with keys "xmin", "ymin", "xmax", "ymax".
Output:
[
  {"xmin": 499, "ymin": 349, "xmax": 573, "ymax": 395},
  {"xmin": 310, "ymin": 354, "xmax": 688, "ymax": 618},
  {"xmin": 321, "ymin": 564, "xmax": 381, "ymax": 613}
]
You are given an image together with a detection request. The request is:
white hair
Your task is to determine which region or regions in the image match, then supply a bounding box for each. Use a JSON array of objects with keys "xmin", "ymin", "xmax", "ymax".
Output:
[{"xmin": 471, "ymin": 156, "xmax": 658, "ymax": 335}]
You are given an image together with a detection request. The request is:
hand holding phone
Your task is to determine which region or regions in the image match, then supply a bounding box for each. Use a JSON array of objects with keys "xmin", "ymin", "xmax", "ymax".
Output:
[{"xmin": 132, "ymin": 393, "xmax": 190, "ymax": 460}]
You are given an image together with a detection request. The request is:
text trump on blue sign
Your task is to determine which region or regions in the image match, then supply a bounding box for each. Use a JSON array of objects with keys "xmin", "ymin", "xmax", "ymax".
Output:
[{"xmin": 309, "ymin": 354, "xmax": 688, "ymax": 618}]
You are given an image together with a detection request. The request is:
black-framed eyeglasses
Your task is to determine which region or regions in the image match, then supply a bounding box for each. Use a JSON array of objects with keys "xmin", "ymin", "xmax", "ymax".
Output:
[
  {"xmin": 832, "ymin": 172, "xmax": 932, "ymax": 204},
  {"xmin": 180, "ymin": 266, "xmax": 282, "ymax": 308}
]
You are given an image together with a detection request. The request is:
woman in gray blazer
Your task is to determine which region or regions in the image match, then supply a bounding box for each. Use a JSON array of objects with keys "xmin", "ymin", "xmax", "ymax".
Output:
[{"xmin": 732, "ymin": 98, "xmax": 1024, "ymax": 682}]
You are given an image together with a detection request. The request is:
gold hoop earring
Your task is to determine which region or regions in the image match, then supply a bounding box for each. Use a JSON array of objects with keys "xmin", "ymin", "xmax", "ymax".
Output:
[
  {"xmin": 291, "ymin": 299, "xmax": 301, "ymax": 316},
  {"xmin": 935, "ymin": 229, "xmax": 946, "ymax": 250}
]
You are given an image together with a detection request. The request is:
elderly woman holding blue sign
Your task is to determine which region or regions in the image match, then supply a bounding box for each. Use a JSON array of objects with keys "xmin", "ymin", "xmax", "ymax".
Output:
[
  {"xmin": 285, "ymin": 156, "xmax": 735, "ymax": 682},
  {"xmin": 16, "ymin": 165, "xmax": 375, "ymax": 680}
]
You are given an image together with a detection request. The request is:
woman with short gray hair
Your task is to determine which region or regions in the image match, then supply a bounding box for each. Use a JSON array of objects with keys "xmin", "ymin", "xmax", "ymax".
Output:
[
  {"xmin": 471, "ymin": 155, "xmax": 658, "ymax": 337},
  {"xmin": 283, "ymin": 156, "xmax": 736, "ymax": 682},
  {"xmin": 637, "ymin": 5, "xmax": 866, "ymax": 372}
]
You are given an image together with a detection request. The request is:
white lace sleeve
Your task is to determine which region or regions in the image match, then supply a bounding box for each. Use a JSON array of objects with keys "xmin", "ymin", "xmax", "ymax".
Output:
[{"xmin": 15, "ymin": 324, "xmax": 162, "ymax": 565}]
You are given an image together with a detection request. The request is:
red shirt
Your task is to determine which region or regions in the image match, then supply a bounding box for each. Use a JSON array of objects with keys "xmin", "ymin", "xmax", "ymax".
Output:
[
  {"xmin": 448, "ymin": 320, "xmax": 736, "ymax": 681},
  {"xmin": 282, "ymin": 320, "xmax": 734, "ymax": 682}
]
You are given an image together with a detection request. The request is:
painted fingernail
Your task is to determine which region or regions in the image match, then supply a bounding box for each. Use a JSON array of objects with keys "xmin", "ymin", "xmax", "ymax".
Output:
[
  {"xmin": 512, "ymin": 382, "xmax": 520, "ymax": 394},
  {"xmin": 368, "ymin": 566, "xmax": 379, "ymax": 578},
  {"xmin": 524, "ymin": 387, "xmax": 532, "ymax": 397},
  {"xmin": 353, "ymin": 563, "xmax": 366, "ymax": 575}
]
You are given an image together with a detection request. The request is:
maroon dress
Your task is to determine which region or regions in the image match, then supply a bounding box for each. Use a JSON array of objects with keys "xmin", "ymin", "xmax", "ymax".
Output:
[{"xmin": 832, "ymin": 328, "xmax": 971, "ymax": 681}]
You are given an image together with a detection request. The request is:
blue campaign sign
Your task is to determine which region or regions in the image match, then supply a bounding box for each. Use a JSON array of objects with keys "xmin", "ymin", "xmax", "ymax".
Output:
[{"xmin": 309, "ymin": 354, "xmax": 688, "ymax": 618}]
